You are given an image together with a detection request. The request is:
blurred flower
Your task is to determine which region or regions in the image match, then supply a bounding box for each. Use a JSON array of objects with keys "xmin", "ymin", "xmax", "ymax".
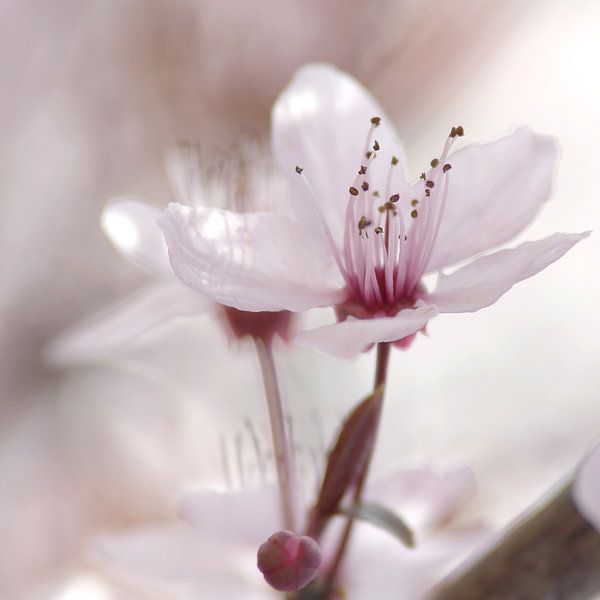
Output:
[
  {"xmin": 573, "ymin": 443, "xmax": 600, "ymax": 531},
  {"xmin": 47, "ymin": 143, "xmax": 294, "ymax": 366},
  {"xmin": 160, "ymin": 63, "xmax": 588, "ymax": 359},
  {"xmin": 92, "ymin": 464, "xmax": 484, "ymax": 599}
]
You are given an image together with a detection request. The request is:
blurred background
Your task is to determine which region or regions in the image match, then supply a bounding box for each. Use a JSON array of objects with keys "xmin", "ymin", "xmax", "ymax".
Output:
[{"xmin": 1, "ymin": 0, "xmax": 599, "ymax": 597}]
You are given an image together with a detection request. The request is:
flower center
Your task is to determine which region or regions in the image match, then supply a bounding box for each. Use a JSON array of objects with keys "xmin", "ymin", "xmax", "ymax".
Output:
[{"xmin": 339, "ymin": 121, "xmax": 462, "ymax": 316}]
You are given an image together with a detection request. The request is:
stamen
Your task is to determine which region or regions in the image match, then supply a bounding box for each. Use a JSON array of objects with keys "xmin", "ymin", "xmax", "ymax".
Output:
[
  {"xmin": 411, "ymin": 199, "xmax": 419, "ymax": 207},
  {"xmin": 391, "ymin": 156, "xmax": 399, "ymax": 166},
  {"xmin": 349, "ymin": 186, "xmax": 359, "ymax": 196},
  {"xmin": 443, "ymin": 163, "xmax": 452, "ymax": 172},
  {"xmin": 430, "ymin": 158, "xmax": 439, "ymax": 168},
  {"xmin": 389, "ymin": 194, "xmax": 400, "ymax": 203},
  {"xmin": 425, "ymin": 180, "xmax": 435, "ymax": 188},
  {"xmin": 375, "ymin": 226, "xmax": 383, "ymax": 235},
  {"xmin": 295, "ymin": 165, "xmax": 304, "ymax": 174},
  {"xmin": 361, "ymin": 181, "xmax": 369, "ymax": 192},
  {"xmin": 359, "ymin": 165, "xmax": 367, "ymax": 175},
  {"xmin": 373, "ymin": 140, "xmax": 380, "ymax": 151},
  {"xmin": 370, "ymin": 116, "xmax": 382, "ymax": 126},
  {"xmin": 411, "ymin": 209, "xmax": 418, "ymax": 219},
  {"xmin": 295, "ymin": 169, "xmax": 348, "ymax": 279}
]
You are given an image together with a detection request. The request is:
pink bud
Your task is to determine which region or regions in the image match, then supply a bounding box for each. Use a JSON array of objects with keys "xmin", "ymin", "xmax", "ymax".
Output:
[{"xmin": 257, "ymin": 530, "xmax": 322, "ymax": 592}]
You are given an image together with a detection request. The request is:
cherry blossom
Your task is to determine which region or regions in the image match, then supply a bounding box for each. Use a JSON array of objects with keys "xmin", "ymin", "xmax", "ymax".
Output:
[{"xmin": 160, "ymin": 64, "xmax": 588, "ymax": 358}]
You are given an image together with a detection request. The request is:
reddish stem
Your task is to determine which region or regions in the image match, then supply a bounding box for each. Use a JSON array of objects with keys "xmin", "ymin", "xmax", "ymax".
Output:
[{"xmin": 322, "ymin": 342, "xmax": 391, "ymax": 598}]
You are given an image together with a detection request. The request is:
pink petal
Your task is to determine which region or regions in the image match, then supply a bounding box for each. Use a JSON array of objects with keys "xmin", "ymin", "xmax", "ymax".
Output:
[
  {"xmin": 428, "ymin": 232, "xmax": 589, "ymax": 313},
  {"xmin": 45, "ymin": 283, "xmax": 211, "ymax": 366},
  {"xmin": 102, "ymin": 197, "xmax": 173, "ymax": 277},
  {"xmin": 271, "ymin": 63, "xmax": 410, "ymax": 250},
  {"xmin": 366, "ymin": 465, "xmax": 476, "ymax": 532},
  {"xmin": 573, "ymin": 444, "xmax": 600, "ymax": 532},
  {"xmin": 426, "ymin": 128, "xmax": 557, "ymax": 272},
  {"xmin": 92, "ymin": 524, "xmax": 272, "ymax": 600},
  {"xmin": 178, "ymin": 488, "xmax": 278, "ymax": 545},
  {"xmin": 159, "ymin": 203, "xmax": 344, "ymax": 312},
  {"xmin": 295, "ymin": 305, "xmax": 438, "ymax": 358}
]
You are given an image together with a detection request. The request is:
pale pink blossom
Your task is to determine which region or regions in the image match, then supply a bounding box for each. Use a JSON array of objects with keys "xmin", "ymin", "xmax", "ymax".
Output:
[
  {"xmin": 92, "ymin": 464, "xmax": 485, "ymax": 599},
  {"xmin": 573, "ymin": 444, "xmax": 600, "ymax": 531},
  {"xmin": 47, "ymin": 144, "xmax": 293, "ymax": 365},
  {"xmin": 159, "ymin": 64, "xmax": 588, "ymax": 359}
]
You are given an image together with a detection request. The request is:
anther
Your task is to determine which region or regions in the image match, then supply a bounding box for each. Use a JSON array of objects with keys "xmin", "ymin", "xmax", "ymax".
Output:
[
  {"xmin": 420, "ymin": 172, "xmax": 426, "ymax": 180},
  {"xmin": 358, "ymin": 216, "xmax": 369, "ymax": 232},
  {"xmin": 456, "ymin": 125, "xmax": 465, "ymax": 137},
  {"xmin": 373, "ymin": 140, "xmax": 380, "ymax": 151},
  {"xmin": 374, "ymin": 226, "xmax": 384, "ymax": 235},
  {"xmin": 373, "ymin": 191, "xmax": 380, "ymax": 197},
  {"xmin": 425, "ymin": 180, "xmax": 434, "ymax": 188},
  {"xmin": 391, "ymin": 156, "xmax": 399, "ymax": 166},
  {"xmin": 378, "ymin": 206, "xmax": 385, "ymax": 213},
  {"xmin": 425, "ymin": 189, "xmax": 431, "ymax": 197},
  {"xmin": 349, "ymin": 186, "xmax": 359, "ymax": 196},
  {"xmin": 450, "ymin": 127, "xmax": 457, "ymax": 138},
  {"xmin": 359, "ymin": 165, "xmax": 367, "ymax": 175},
  {"xmin": 430, "ymin": 158, "xmax": 439, "ymax": 168},
  {"xmin": 295, "ymin": 166, "xmax": 304, "ymax": 174},
  {"xmin": 389, "ymin": 193, "xmax": 400, "ymax": 203},
  {"xmin": 370, "ymin": 116, "xmax": 381, "ymax": 126},
  {"xmin": 366, "ymin": 151, "xmax": 373, "ymax": 159},
  {"xmin": 384, "ymin": 201, "xmax": 395, "ymax": 211},
  {"xmin": 411, "ymin": 209, "xmax": 418, "ymax": 219},
  {"xmin": 411, "ymin": 199, "xmax": 418, "ymax": 206},
  {"xmin": 361, "ymin": 181, "xmax": 369, "ymax": 192},
  {"xmin": 443, "ymin": 163, "xmax": 452, "ymax": 173}
]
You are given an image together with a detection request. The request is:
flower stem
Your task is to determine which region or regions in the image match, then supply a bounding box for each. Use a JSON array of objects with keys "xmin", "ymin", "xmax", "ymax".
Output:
[
  {"xmin": 322, "ymin": 342, "xmax": 391, "ymax": 598},
  {"xmin": 254, "ymin": 337, "xmax": 297, "ymax": 532}
]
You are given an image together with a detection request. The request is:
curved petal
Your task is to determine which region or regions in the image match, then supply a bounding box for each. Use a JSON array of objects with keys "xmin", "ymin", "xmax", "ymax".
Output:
[
  {"xmin": 271, "ymin": 63, "xmax": 410, "ymax": 250},
  {"xmin": 178, "ymin": 488, "xmax": 278, "ymax": 545},
  {"xmin": 573, "ymin": 444, "xmax": 600, "ymax": 532},
  {"xmin": 102, "ymin": 197, "xmax": 173, "ymax": 277},
  {"xmin": 426, "ymin": 128, "xmax": 557, "ymax": 272},
  {"xmin": 44, "ymin": 283, "xmax": 211, "ymax": 366},
  {"xmin": 159, "ymin": 203, "xmax": 345, "ymax": 312},
  {"xmin": 429, "ymin": 232, "xmax": 589, "ymax": 313},
  {"xmin": 295, "ymin": 305, "xmax": 438, "ymax": 358}
]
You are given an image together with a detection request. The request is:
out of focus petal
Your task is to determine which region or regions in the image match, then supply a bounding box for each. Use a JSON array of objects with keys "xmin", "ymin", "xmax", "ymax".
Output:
[
  {"xmin": 295, "ymin": 305, "xmax": 437, "ymax": 359},
  {"xmin": 45, "ymin": 283, "xmax": 211, "ymax": 366},
  {"xmin": 428, "ymin": 232, "xmax": 589, "ymax": 313},
  {"xmin": 573, "ymin": 444, "xmax": 600, "ymax": 531},
  {"xmin": 178, "ymin": 488, "xmax": 278, "ymax": 545},
  {"xmin": 102, "ymin": 197, "xmax": 173, "ymax": 277},
  {"xmin": 427, "ymin": 129, "xmax": 557, "ymax": 272}
]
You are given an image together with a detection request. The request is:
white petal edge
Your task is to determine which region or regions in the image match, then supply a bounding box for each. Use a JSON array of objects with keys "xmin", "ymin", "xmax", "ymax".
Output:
[
  {"xmin": 427, "ymin": 128, "xmax": 557, "ymax": 272},
  {"xmin": 178, "ymin": 488, "xmax": 278, "ymax": 545},
  {"xmin": 429, "ymin": 232, "xmax": 590, "ymax": 313},
  {"xmin": 271, "ymin": 63, "xmax": 410, "ymax": 250},
  {"xmin": 573, "ymin": 444, "xmax": 600, "ymax": 532},
  {"xmin": 159, "ymin": 202, "xmax": 345, "ymax": 312},
  {"xmin": 45, "ymin": 283, "xmax": 211, "ymax": 366},
  {"xmin": 295, "ymin": 304, "xmax": 438, "ymax": 359},
  {"xmin": 102, "ymin": 197, "xmax": 173, "ymax": 277}
]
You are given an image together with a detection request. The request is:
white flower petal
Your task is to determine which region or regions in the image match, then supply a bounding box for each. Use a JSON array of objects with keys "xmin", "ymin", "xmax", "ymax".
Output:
[
  {"xmin": 295, "ymin": 305, "xmax": 438, "ymax": 359},
  {"xmin": 573, "ymin": 444, "xmax": 600, "ymax": 532},
  {"xmin": 92, "ymin": 525, "xmax": 273, "ymax": 600},
  {"xmin": 426, "ymin": 128, "xmax": 557, "ymax": 272},
  {"xmin": 102, "ymin": 197, "xmax": 173, "ymax": 277},
  {"xmin": 45, "ymin": 283, "xmax": 211, "ymax": 366},
  {"xmin": 271, "ymin": 63, "xmax": 410, "ymax": 249},
  {"xmin": 159, "ymin": 203, "xmax": 344, "ymax": 312},
  {"xmin": 429, "ymin": 232, "xmax": 589, "ymax": 313},
  {"xmin": 178, "ymin": 488, "xmax": 278, "ymax": 545}
]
